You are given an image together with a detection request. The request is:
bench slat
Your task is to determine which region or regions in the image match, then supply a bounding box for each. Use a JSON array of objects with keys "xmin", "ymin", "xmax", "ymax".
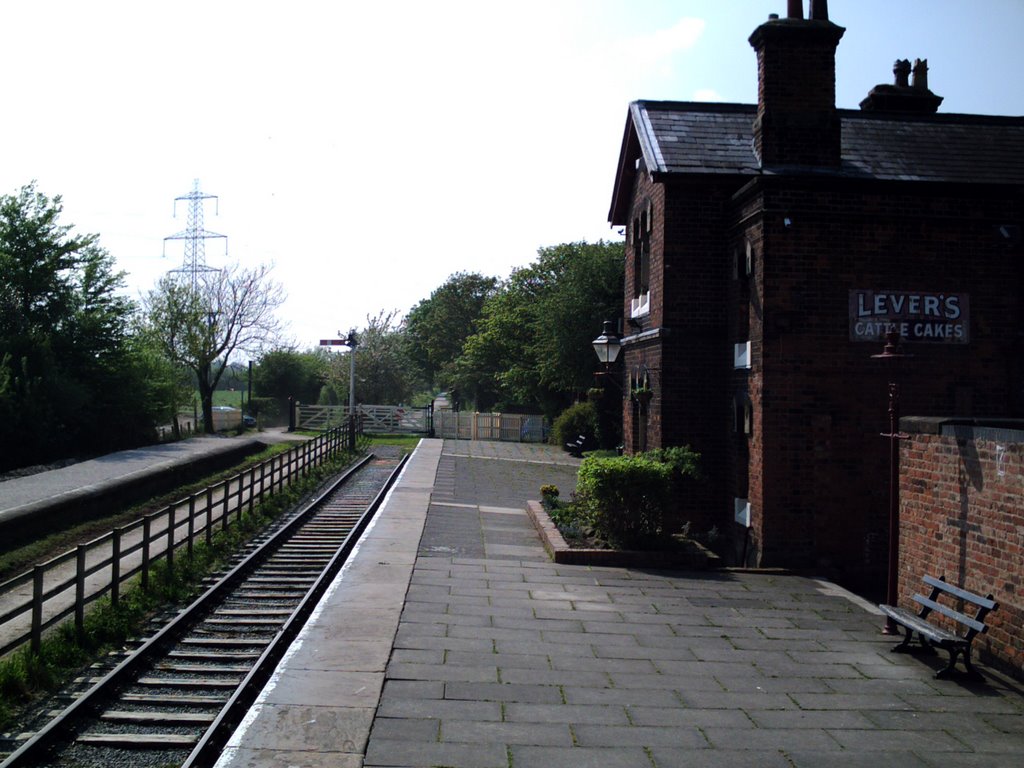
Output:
[
  {"xmin": 912, "ymin": 594, "xmax": 988, "ymax": 634},
  {"xmin": 922, "ymin": 575, "xmax": 997, "ymax": 610},
  {"xmin": 879, "ymin": 605, "xmax": 963, "ymax": 645}
]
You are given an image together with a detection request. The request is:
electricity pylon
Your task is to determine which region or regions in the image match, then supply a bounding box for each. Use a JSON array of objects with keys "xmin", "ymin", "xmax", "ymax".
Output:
[{"xmin": 163, "ymin": 178, "xmax": 228, "ymax": 288}]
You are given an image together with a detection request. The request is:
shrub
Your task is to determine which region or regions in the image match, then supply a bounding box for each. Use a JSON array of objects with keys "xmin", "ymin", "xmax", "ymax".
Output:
[
  {"xmin": 640, "ymin": 445, "xmax": 702, "ymax": 532},
  {"xmin": 641, "ymin": 446, "xmax": 701, "ymax": 485},
  {"xmin": 550, "ymin": 401, "xmax": 599, "ymax": 451},
  {"xmin": 540, "ymin": 484, "xmax": 560, "ymax": 501},
  {"xmin": 575, "ymin": 455, "xmax": 672, "ymax": 547}
]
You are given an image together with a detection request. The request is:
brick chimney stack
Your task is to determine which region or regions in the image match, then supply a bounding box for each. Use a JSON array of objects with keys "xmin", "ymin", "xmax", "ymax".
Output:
[{"xmin": 749, "ymin": 1, "xmax": 845, "ymax": 168}]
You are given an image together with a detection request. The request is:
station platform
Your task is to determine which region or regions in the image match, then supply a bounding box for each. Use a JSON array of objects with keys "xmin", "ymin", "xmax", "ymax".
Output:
[
  {"xmin": 215, "ymin": 439, "xmax": 1024, "ymax": 768},
  {"xmin": 0, "ymin": 429, "xmax": 304, "ymax": 542}
]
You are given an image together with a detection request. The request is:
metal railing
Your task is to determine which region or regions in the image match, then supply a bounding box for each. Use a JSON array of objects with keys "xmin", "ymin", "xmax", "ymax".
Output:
[{"xmin": 0, "ymin": 425, "xmax": 353, "ymax": 657}]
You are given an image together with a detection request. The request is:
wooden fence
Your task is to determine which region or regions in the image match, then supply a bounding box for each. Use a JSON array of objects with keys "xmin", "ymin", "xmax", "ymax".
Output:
[
  {"xmin": 433, "ymin": 411, "xmax": 548, "ymax": 442},
  {"xmin": 0, "ymin": 425, "xmax": 353, "ymax": 657}
]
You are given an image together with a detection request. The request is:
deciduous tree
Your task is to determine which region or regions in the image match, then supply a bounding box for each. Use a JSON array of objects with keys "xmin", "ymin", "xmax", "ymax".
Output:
[
  {"xmin": 142, "ymin": 263, "xmax": 285, "ymax": 434},
  {"xmin": 450, "ymin": 241, "xmax": 623, "ymax": 417},
  {"xmin": 404, "ymin": 272, "xmax": 497, "ymax": 390},
  {"xmin": 0, "ymin": 183, "xmax": 155, "ymax": 470}
]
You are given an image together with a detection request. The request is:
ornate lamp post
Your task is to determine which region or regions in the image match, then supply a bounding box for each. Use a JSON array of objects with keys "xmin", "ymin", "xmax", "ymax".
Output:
[
  {"xmin": 872, "ymin": 330, "xmax": 911, "ymax": 634},
  {"xmin": 591, "ymin": 320, "xmax": 622, "ymax": 374}
]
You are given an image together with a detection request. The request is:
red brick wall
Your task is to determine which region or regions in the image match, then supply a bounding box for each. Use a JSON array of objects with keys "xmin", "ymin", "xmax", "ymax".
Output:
[
  {"xmin": 750, "ymin": 18, "xmax": 844, "ymax": 167},
  {"xmin": 746, "ymin": 177, "xmax": 1021, "ymax": 582},
  {"xmin": 621, "ymin": 152, "xmax": 1022, "ymax": 581},
  {"xmin": 899, "ymin": 420, "xmax": 1024, "ymax": 677}
]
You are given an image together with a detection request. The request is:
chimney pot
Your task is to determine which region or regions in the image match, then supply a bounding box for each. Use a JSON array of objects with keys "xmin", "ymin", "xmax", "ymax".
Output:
[
  {"xmin": 893, "ymin": 59, "xmax": 911, "ymax": 88},
  {"xmin": 809, "ymin": 0, "xmax": 829, "ymax": 21},
  {"xmin": 787, "ymin": 0, "xmax": 804, "ymax": 19},
  {"xmin": 912, "ymin": 58, "xmax": 929, "ymax": 90},
  {"xmin": 769, "ymin": 13, "xmax": 779, "ymax": 20}
]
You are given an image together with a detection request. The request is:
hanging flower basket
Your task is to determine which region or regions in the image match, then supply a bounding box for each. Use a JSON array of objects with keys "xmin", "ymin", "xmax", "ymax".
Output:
[{"xmin": 631, "ymin": 387, "xmax": 653, "ymax": 405}]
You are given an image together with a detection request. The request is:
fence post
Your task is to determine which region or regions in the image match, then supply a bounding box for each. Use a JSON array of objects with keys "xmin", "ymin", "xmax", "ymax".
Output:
[
  {"xmin": 260, "ymin": 459, "xmax": 267, "ymax": 503},
  {"xmin": 235, "ymin": 474, "xmax": 244, "ymax": 524},
  {"xmin": 249, "ymin": 466, "xmax": 257, "ymax": 514},
  {"xmin": 222, "ymin": 481, "xmax": 230, "ymax": 531},
  {"xmin": 142, "ymin": 516, "xmax": 152, "ymax": 592},
  {"xmin": 31, "ymin": 565, "xmax": 44, "ymax": 652},
  {"xmin": 111, "ymin": 528, "xmax": 121, "ymax": 607},
  {"xmin": 187, "ymin": 494, "xmax": 196, "ymax": 558},
  {"xmin": 206, "ymin": 486, "xmax": 214, "ymax": 545},
  {"xmin": 75, "ymin": 545, "xmax": 87, "ymax": 640},
  {"xmin": 166, "ymin": 503, "xmax": 176, "ymax": 578}
]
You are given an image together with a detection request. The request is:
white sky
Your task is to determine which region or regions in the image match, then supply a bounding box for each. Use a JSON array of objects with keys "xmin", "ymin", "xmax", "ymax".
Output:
[{"xmin": 2, "ymin": 0, "xmax": 1023, "ymax": 351}]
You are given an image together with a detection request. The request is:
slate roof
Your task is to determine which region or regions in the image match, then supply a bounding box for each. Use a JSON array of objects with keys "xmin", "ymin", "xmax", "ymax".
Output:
[
  {"xmin": 631, "ymin": 99, "xmax": 1024, "ymax": 183},
  {"xmin": 611, "ymin": 99, "xmax": 1024, "ymax": 224}
]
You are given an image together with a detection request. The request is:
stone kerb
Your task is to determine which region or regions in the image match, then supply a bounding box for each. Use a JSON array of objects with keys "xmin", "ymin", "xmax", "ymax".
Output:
[{"xmin": 525, "ymin": 499, "xmax": 718, "ymax": 569}]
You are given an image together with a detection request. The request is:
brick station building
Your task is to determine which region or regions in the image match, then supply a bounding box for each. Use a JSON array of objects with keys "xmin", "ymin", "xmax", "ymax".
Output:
[{"xmin": 607, "ymin": 1, "xmax": 1024, "ymax": 588}]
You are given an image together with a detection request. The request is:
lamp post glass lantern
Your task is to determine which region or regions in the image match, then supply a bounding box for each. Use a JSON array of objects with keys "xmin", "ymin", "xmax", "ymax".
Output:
[{"xmin": 592, "ymin": 320, "xmax": 622, "ymax": 367}]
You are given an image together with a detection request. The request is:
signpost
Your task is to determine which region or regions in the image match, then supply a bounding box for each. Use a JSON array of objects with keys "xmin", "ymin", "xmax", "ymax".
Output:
[
  {"xmin": 319, "ymin": 331, "xmax": 358, "ymax": 411},
  {"xmin": 320, "ymin": 331, "xmax": 359, "ymax": 449}
]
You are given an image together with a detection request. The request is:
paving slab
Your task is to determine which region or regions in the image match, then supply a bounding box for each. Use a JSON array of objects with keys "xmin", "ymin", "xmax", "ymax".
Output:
[{"xmin": 210, "ymin": 438, "xmax": 1024, "ymax": 768}]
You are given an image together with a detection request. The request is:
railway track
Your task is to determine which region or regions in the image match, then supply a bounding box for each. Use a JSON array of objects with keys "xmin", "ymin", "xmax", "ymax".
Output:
[{"xmin": 1, "ymin": 450, "xmax": 408, "ymax": 768}]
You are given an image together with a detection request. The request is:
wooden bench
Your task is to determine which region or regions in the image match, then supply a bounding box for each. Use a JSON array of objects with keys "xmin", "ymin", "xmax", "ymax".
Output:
[
  {"xmin": 564, "ymin": 434, "xmax": 586, "ymax": 457},
  {"xmin": 878, "ymin": 575, "xmax": 998, "ymax": 681}
]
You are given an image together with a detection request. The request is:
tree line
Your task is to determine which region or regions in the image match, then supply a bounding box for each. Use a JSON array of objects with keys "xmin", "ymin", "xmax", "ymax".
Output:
[{"xmin": 0, "ymin": 182, "xmax": 622, "ymax": 474}]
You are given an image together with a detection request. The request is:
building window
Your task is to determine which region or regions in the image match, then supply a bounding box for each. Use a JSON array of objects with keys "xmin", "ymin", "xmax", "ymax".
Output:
[
  {"xmin": 734, "ymin": 341, "xmax": 751, "ymax": 369},
  {"xmin": 733, "ymin": 240, "xmax": 754, "ymax": 281},
  {"xmin": 733, "ymin": 393, "xmax": 753, "ymax": 435},
  {"xmin": 631, "ymin": 200, "xmax": 652, "ymax": 318},
  {"xmin": 734, "ymin": 498, "xmax": 751, "ymax": 527}
]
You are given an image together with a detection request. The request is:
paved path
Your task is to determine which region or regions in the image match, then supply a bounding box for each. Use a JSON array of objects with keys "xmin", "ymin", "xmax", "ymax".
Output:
[{"xmin": 218, "ymin": 439, "xmax": 1024, "ymax": 768}]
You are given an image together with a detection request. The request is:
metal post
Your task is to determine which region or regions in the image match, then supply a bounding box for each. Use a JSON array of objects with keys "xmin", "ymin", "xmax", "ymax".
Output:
[
  {"xmin": 882, "ymin": 381, "xmax": 904, "ymax": 634},
  {"xmin": 872, "ymin": 331, "xmax": 910, "ymax": 635},
  {"xmin": 348, "ymin": 343, "xmax": 356, "ymax": 412}
]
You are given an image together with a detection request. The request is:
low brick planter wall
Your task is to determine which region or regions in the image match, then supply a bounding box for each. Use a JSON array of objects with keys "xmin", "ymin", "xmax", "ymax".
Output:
[{"xmin": 525, "ymin": 500, "xmax": 719, "ymax": 569}]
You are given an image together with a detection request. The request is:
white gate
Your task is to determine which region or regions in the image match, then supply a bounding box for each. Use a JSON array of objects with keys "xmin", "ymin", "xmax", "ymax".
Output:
[{"xmin": 295, "ymin": 404, "xmax": 428, "ymax": 433}]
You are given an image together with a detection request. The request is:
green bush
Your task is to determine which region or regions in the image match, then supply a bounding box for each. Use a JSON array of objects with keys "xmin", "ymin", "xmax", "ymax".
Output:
[
  {"xmin": 641, "ymin": 446, "xmax": 701, "ymax": 485},
  {"xmin": 575, "ymin": 455, "xmax": 672, "ymax": 547},
  {"xmin": 551, "ymin": 401, "xmax": 599, "ymax": 451},
  {"xmin": 640, "ymin": 445, "xmax": 701, "ymax": 531}
]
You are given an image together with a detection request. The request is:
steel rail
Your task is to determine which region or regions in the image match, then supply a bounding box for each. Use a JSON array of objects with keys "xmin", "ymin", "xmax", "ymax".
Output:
[
  {"xmin": 183, "ymin": 451, "xmax": 409, "ymax": 766},
  {"xmin": 0, "ymin": 452, "xmax": 390, "ymax": 768}
]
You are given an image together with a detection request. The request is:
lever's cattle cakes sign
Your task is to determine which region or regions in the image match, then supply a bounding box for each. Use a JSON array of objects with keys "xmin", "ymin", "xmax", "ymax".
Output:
[{"xmin": 849, "ymin": 290, "xmax": 969, "ymax": 344}]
